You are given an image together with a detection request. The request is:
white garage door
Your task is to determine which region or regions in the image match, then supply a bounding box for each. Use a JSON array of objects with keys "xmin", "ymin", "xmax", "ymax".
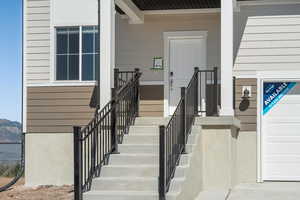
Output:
[{"xmin": 262, "ymin": 81, "xmax": 300, "ymax": 181}]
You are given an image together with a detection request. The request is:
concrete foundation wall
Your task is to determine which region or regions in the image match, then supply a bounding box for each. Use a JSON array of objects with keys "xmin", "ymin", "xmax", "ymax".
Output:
[
  {"xmin": 25, "ymin": 133, "xmax": 74, "ymax": 186},
  {"xmin": 176, "ymin": 126, "xmax": 203, "ymax": 200},
  {"xmin": 236, "ymin": 131, "xmax": 257, "ymax": 184},
  {"xmin": 201, "ymin": 127, "xmax": 238, "ymax": 190}
]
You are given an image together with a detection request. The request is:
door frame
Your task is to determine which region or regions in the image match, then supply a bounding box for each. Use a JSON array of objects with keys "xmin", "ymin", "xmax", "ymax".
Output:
[
  {"xmin": 163, "ymin": 31, "xmax": 207, "ymax": 117},
  {"xmin": 257, "ymin": 71, "xmax": 300, "ymax": 182}
]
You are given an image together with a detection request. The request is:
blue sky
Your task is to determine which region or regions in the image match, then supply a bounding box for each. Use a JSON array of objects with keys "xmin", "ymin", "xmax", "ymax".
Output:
[{"xmin": 0, "ymin": 1, "xmax": 22, "ymax": 122}]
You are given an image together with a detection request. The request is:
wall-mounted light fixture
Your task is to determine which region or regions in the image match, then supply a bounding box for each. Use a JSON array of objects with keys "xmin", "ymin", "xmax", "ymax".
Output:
[{"xmin": 242, "ymin": 86, "xmax": 252, "ymax": 100}]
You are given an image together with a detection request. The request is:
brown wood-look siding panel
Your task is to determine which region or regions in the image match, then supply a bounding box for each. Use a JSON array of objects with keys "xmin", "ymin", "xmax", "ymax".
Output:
[
  {"xmin": 235, "ymin": 78, "xmax": 257, "ymax": 131},
  {"xmin": 27, "ymin": 86, "xmax": 96, "ymax": 133},
  {"xmin": 140, "ymin": 85, "xmax": 163, "ymax": 100},
  {"xmin": 139, "ymin": 85, "xmax": 164, "ymax": 117}
]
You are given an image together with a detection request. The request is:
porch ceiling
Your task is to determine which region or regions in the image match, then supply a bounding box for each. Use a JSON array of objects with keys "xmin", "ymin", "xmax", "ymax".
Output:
[
  {"xmin": 116, "ymin": 0, "xmax": 254, "ymax": 14},
  {"xmin": 131, "ymin": 0, "xmax": 220, "ymax": 10}
]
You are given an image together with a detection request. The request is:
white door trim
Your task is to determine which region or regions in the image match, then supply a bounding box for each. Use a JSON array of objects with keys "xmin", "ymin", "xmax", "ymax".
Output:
[
  {"xmin": 257, "ymin": 71, "xmax": 300, "ymax": 182},
  {"xmin": 163, "ymin": 31, "xmax": 207, "ymax": 117}
]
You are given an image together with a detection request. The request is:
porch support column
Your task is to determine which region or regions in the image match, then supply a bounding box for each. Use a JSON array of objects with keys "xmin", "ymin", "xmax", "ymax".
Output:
[
  {"xmin": 99, "ymin": 0, "xmax": 115, "ymax": 108},
  {"xmin": 220, "ymin": 0, "xmax": 234, "ymax": 116}
]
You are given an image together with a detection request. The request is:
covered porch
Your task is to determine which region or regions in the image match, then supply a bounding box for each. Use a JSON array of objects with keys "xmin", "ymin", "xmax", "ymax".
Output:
[{"xmin": 99, "ymin": 0, "xmax": 236, "ymax": 117}]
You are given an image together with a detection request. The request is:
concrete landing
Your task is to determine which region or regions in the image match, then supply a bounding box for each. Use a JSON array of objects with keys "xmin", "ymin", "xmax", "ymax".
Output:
[
  {"xmin": 195, "ymin": 190, "xmax": 229, "ymax": 200},
  {"xmin": 228, "ymin": 182, "xmax": 300, "ymax": 200}
]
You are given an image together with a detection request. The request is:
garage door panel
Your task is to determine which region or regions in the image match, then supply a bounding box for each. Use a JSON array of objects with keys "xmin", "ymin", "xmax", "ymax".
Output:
[
  {"xmin": 265, "ymin": 143, "xmax": 300, "ymax": 155},
  {"xmin": 266, "ymin": 104, "xmax": 300, "ymax": 116},
  {"xmin": 266, "ymin": 136, "xmax": 300, "ymax": 143},
  {"xmin": 265, "ymin": 154, "xmax": 300, "ymax": 161},
  {"xmin": 264, "ymin": 163, "xmax": 300, "ymax": 181},
  {"xmin": 265, "ymin": 117, "xmax": 300, "ymax": 123},
  {"xmin": 264, "ymin": 122, "xmax": 300, "ymax": 136},
  {"xmin": 263, "ymin": 81, "xmax": 300, "ymax": 181},
  {"xmin": 277, "ymin": 96, "xmax": 300, "ymax": 104}
]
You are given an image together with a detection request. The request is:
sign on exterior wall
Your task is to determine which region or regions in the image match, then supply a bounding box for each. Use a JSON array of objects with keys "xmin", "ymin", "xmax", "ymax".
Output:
[{"xmin": 263, "ymin": 82, "xmax": 296, "ymax": 115}]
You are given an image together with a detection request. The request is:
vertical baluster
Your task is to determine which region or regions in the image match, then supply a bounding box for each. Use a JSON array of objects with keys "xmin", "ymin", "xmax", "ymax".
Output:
[
  {"xmin": 159, "ymin": 125, "xmax": 166, "ymax": 200},
  {"xmin": 213, "ymin": 67, "xmax": 218, "ymax": 115},
  {"xmin": 114, "ymin": 68, "xmax": 119, "ymax": 91},
  {"xmin": 111, "ymin": 90, "xmax": 119, "ymax": 153},
  {"xmin": 194, "ymin": 67, "xmax": 199, "ymax": 117},
  {"xmin": 181, "ymin": 87, "xmax": 186, "ymax": 153},
  {"xmin": 73, "ymin": 126, "xmax": 82, "ymax": 200},
  {"xmin": 135, "ymin": 68, "xmax": 140, "ymax": 117}
]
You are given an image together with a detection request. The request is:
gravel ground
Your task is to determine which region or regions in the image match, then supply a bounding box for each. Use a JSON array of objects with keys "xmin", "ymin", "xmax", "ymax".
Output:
[{"xmin": 0, "ymin": 178, "xmax": 74, "ymax": 200}]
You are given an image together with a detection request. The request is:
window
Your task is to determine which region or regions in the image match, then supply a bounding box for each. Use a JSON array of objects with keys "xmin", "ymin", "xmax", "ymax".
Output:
[
  {"xmin": 82, "ymin": 26, "xmax": 99, "ymax": 81},
  {"xmin": 56, "ymin": 26, "xmax": 99, "ymax": 81}
]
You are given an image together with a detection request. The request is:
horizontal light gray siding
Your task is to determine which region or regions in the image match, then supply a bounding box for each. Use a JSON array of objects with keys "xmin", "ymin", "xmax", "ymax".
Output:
[
  {"xmin": 25, "ymin": 0, "xmax": 50, "ymax": 85},
  {"xmin": 234, "ymin": 4, "xmax": 300, "ymax": 73},
  {"xmin": 235, "ymin": 78, "xmax": 257, "ymax": 131}
]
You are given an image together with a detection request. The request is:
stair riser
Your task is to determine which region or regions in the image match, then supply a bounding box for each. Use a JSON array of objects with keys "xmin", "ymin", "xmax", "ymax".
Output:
[
  {"xmin": 84, "ymin": 193, "xmax": 177, "ymax": 200},
  {"xmin": 118, "ymin": 145, "xmax": 194, "ymax": 154},
  {"xmin": 109, "ymin": 155, "xmax": 190, "ymax": 166},
  {"xmin": 101, "ymin": 167, "xmax": 185, "ymax": 178},
  {"xmin": 123, "ymin": 135, "xmax": 197, "ymax": 145},
  {"xmin": 134, "ymin": 118, "xmax": 168, "ymax": 126},
  {"xmin": 129, "ymin": 126, "xmax": 159, "ymax": 134},
  {"xmin": 84, "ymin": 194, "xmax": 160, "ymax": 200},
  {"xmin": 92, "ymin": 179, "xmax": 158, "ymax": 191}
]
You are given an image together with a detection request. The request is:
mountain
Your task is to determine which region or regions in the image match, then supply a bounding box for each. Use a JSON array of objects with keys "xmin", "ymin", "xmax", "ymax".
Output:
[{"xmin": 0, "ymin": 119, "xmax": 22, "ymax": 143}]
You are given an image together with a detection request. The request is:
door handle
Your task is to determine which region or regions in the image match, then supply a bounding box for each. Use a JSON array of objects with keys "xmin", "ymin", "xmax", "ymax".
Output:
[{"xmin": 170, "ymin": 71, "xmax": 174, "ymax": 90}]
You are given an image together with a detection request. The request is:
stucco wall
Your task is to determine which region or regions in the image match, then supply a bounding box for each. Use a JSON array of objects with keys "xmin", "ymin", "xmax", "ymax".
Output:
[{"xmin": 25, "ymin": 133, "xmax": 74, "ymax": 186}]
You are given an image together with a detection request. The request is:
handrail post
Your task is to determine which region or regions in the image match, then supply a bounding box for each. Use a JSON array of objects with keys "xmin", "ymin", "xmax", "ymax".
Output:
[
  {"xmin": 181, "ymin": 87, "xmax": 187, "ymax": 153},
  {"xmin": 114, "ymin": 68, "xmax": 120, "ymax": 90},
  {"xmin": 213, "ymin": 67, "xmax": 218, "ymax": 115},
  {"xmin": 134, "ymin": 68, "xmax": 140, "ymax": 117},
  {"xmin": 73, "ymin": 126, "xmax": 83, "ymax": 200},
  {"xmin": 233, "ymin": 76, "xmax": 236, "ymax": 110},
  {"xmin": 159, "ymin": 125, "xmax": 166, "ymax": 200},
  {"xmin": 111, "ymin": 88, "xmax": 119, "ymax": 154},
  {"xmin": 194, "ymin": 67, "xmax": 199, "ymax": 116}
]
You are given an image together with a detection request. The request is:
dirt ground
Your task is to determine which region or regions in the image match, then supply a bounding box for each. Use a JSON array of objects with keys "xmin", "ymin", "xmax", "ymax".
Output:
[{"xmin": 0, "ymin": 178, "xmax": 74, "ymax": 200}]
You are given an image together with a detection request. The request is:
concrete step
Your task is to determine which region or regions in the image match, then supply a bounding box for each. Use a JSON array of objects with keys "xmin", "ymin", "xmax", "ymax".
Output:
[
  {"xmin": 123, "ymin": 134, "xmax": 197, "ymax": 145},
  {"xmin": 118, "ymin": 144, "xmax": 195, "ymax": 154},
  {"xmin": 91, "ymin": 177, "xmax": 184, "ymax": 192},
  {"xmin": 84, "ymin": 190, "xmax": 179, "ymax": 200},
  {"xmin": 92, "ymin": 177, "xmax": 158, "ymax": 191},
  {"xmin": 134, "ymin": 117, "xmax": 169, "ymax": 126},
  {"xmin": 109, "ymin": 153, "xmax": 190, "ymax": 166},
  {"xmin": 100, "ymin": 165, "xmax": 186, "ymax": 178},
  {"xmin": 129, "ymin": 126, "xmax": 159, "ymax": 135},
  {"xmin": 195, "ymin": 190, "xmax": 229, "ymax": 200}
]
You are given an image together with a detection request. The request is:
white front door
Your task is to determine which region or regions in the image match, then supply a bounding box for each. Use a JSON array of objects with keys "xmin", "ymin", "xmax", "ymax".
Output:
[
  {"xmin": 167, "ymin": 36, "xmax": 206, "ymax": 115},
  {"xmin": 262, "ymin": 81, "xmax": 300, "ymax": 181}
]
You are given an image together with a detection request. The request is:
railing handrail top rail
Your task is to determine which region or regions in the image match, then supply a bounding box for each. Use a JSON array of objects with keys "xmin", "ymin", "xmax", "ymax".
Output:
[{"xmin": 116, "ymin": 72, "xmax": 141, "ymax": 95}]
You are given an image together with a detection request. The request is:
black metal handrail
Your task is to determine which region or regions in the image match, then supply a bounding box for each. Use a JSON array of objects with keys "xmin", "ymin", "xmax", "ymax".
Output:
[
  {"xmin": 198, "ymin": 67, "xmax": 219, "ymax": 116},
  {"xmin": 159, "ymin": 67, "xmax": 218, "ymax": 200},
  {"xmin": 73, "ymin": 69, "xmax": 141, "ymax": 200},
  {"xmin": 114, "ymin": 68, "xmax": 140, "ymax": 92}
]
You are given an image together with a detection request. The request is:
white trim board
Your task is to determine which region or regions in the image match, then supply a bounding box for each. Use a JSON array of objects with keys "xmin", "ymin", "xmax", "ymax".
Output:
[
  {"xmin": 140, "ymin": 81, "xmax": 164, "ymax": 85},
  {"xmin": 22, "ymin": 0, "xmax": 27, "ymax": 132},
  {"xmin": 163, "ymin": 31, "xmax": 208, "ymax": 117},
  {"xmin": 238, "ymin": 0, "xmax": 300, "ymax": 6}
]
